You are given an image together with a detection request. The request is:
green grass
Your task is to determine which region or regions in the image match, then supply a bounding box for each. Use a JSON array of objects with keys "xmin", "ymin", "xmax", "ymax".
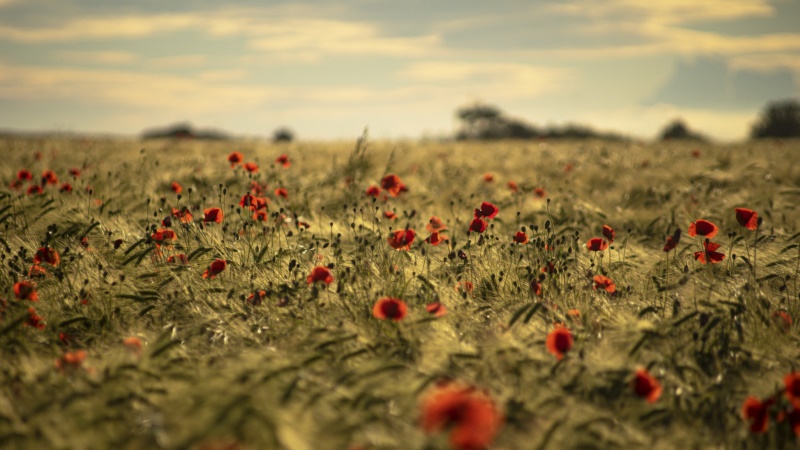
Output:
[{"xmin": 1, "ymin": 134, "xmax": 800, "ymax": 449}]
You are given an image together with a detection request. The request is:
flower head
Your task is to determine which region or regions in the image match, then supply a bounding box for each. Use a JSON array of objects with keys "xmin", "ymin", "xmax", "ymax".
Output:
[
  {"xmin": 742, "ymin": 396, "xmax": 774, "ymax": 434},
  {"xmin": 426, "ymin": 216, "xmax": 447, "ymax": 233},
  {"xmin": 34, "ymin": 247, "xmax": 60, "ymax": 266},
  {"xmin": 274, "ymin": 188, "xmax": 288, "ymax": 199},
  {"xmin": 275, "ymin": 154, "xmax": 290, "ymax": 168},
  {"xmin": 426, "ymin": 302, "xmax": 447, "ymax": 317},
  {"xmin": 546, "ymin": 326, "xmax": 573, "ymax": 360},
  {"xmin": 694, "ymin": 240, "xmax": 725, "ymax": 264},
  {"xmin": 17, "ymin": 169, "xmax": 32, "ymax": 181},
  {"xmin": 785, "ymin": 372, "xmax": 800, "ymax": 408},
  {"xmin": 513, "ymin": 231, "xmax": 529, "ymax": 244},
  {"xmin": 228, "ymin": 152, "xmax": 244, "ymax": 167},
  {"xmin": 167, "ymin": 254, "xmax": 189, "ymax": 264},
  {"xmin": 735, "ymin": 208, "xmax": 759, "ymax": 230},
  {"xmin": 202, "ymin": 259, "xmax": 227, "ymax": 279},
  {"xmin": 203, "ymin": 207, "xmax": 223, "ymax": 224},
  {"xmin": 469, "ymin": 218, "xmax": 488, "ymax": 234},
  {"xmin": 586, "ymin": 238, "xmax": 608, "ymax": 252},
  {"xmin": 593, "ymin": 275, "xmax": 616, "ymax": 293},
  {"xmin": 55, "ymin": 349, "xmax": 87, "ymax": 372},
  {"xmin": 474, "ymin": 202, "xmax": 499, "ymax": 220},
  {"xmin": 602, "ymin": 225, "xmax": 615, "ymax": 244},
  {"xmin": 14, "ymin": 281, "xmax": 38, "ymax": 301},
  {"xmin": 170, "ymin": 182, "xmax": 182, "ymax": 194},
  {"xmin": 425, "ymin": 231, "xmax": 447, "ymax": 246},
  {"xmin": 307, "ymin": 266, "xmax": 334, "ymax": 285},
  {"xmin": 688, "ymin": 219, "xmax": 718, "ymax": 239},
  {"xmin": 372, "ymin": 297, "xmax": 408, "ymax": 321},
  {"xmin": 483, "ymin": 173, "xmax": 494, "ymax": 183},
  {"xmin": 507, "ymin": 181, "xmax": 519, "ymax": 193},
  {"xmin": 42, "ymin": 170, "xmax": 58, "ymax": 186},
  {"xmin": 534, "ymin": 187, "xmax": 546, "ymax": 198},
  {"xmin": 365, "ymin": 185, "xmax": 381, "ymax": 197},
  {"xmin": 388, "ymin": 229, "xmax": 416, "ymax": 251},
  {"xmin": 420, "ymin": 382, "xmax": 503, "ymax": 450},
  {"xmin": 380, "ymin": 174, "xmax": 407, "ymax": 197},
  {"xmin": 633, "ymin": 368, "xmax": 662, "ymax": 403},
  {"xmin": 663, "ymin": 228, "xmax": 681, "ymax": 252},
  {"xmin": 26, "ymin": 307, "xmax": 46, "ymax": 329},
  {"xmin": 243, "ymin": 162, "xmax": 259, "ymax": 173}
]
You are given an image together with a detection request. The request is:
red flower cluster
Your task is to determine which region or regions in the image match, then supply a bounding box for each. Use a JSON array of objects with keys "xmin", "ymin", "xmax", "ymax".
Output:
[
  {"xmin": 470, "ymin": 202, "xmax": 499, "ymax": 234},
  {"xmin": 741, "ymin": 372, "xmax": 800, "ymax": 435},
  {"xmin": 420, "ymin": 382, "xmax": 503, "ymax": 450}
]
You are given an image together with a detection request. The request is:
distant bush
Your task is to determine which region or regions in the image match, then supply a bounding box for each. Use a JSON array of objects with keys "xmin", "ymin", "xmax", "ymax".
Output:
[
  {"xmin": 659, "ymin": 119, "xmax": 706, "ymax": 141},
  {"xmin": 751, "ymin": 99, "xmax": 800, "ymax": 139},
  {"xmin": 273, "ymin": 127, "xmax": 295, "ymax": 143},
  {"xmin": 141, "ymin": 123, "xmax": 229, "ymax": 140}
]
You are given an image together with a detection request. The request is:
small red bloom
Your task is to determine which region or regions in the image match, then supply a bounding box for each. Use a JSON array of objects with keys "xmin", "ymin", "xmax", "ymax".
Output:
[
  {"xmin": 785, "ymin": 372, "xmax": 800, "ymax": 408},
  {"xmin": 17, "ymin": 169, "xmax": 32, "ymax": 181},
  {"xmin": 228, "ymin": 151, "xmax": 244, "ymax": 167},
  {"xmin": 246, "ymin": 290, "xmax": 267, "ymax": 306},
  {"xmin": 307, "ymin": 266, "xmax": 334, "ymax": 285},
  {"xmin": 602, "ymin": 225, "xmax": 615, "ymax": 244},
  {"xmin": 167, "ymin": 254, "xmax": 189, "ymax": 264},
  {"xmin": 507, "ymin": 181, "xmax": 519, "ymax": 193},
  {"xmin": 456, "ymin": 281, "xmax": 474, "ymax": 294},
  {"xmin": 372, "ymin": 297, "xmax": 408, "ymax": 321},
  {"xmin": 688, "ymin": 219, "xmax": 718, "ymax": 239},
  {"xmin": 172, "ymin": 207, "xmax": 193, "ymax": 224},
  {"xmin": 513, "ymin": 231, "xmax": 529, "ymax": 244},
  {"xmin": 55, "ymin": 349, "xmax": 87, "ymax": 372},
  {"xmin": 586, "ymin": 238, "xmax": 608, "ymax": 252},
  {"xmin": 29, "ymin": 265, "xmax": 47, "ymax": 278},
  {"xmin": 202, "ymin": 259, "xmax": 227, "ymax": 279},
  {"xmin": 239, "ymin": 193, "xmax": 255, "ymax": 209},
  {"xmin": 26, "ymin": 307, "xmax": 46, "ymax": 329},
  {"xmin": 474, "ymin": 202, "xmax": 499, "ymax": 219},
  {"xmin": 27, "ymin": 185, "xmax": 43, "ymax": 196},
  {"xmin": 59, "ymin": 183, "xmax": 73, "ymax": 193},
  {"xmin": 151, "ymin": 228, "xmax": 176, "ymax": 247},
  {"xmin": 663, "ymin": 229, "xmax": 681, "ymax": 252},
  {"xmin": 123, "ymin": 337, "xmax": 143, "ymax": 354},
  {"xmin": 530, "ymin": 279, "xmax": 542, "ymax": 296},
  {"xmin": 170, "ymin": 182, "xmax": 182, "ymax": 194},
  {"xmin": 483, "ymin": 173, "xmax": 494, "ymax": 182},
  {"xmin": 420, "ymin": 382, "xmax": 503, "ymax": 450},
  {"xmin": 203, "ymin": 207, "xmax": 224, "ymax": 224},
  {"xmin": 34, "ymin": 247, "xmax": 60, "ymax": 266},
  {"xmin": 80, "ymin": 236, "xmax": 89, "ymax": 249},
  {"xmin": 243, "ymin": 162, "xmax": 259, "ymax": 173},
  {"xmin": 388, "ymin": 228, "xmax": 416, "ymax": 251},
  {"xmin": 274, "ymin": 188, "xmax": 288, "ymax": 199},
  {"xmin": 42, "ymin": 170, "xmax": 58, "ymax": 186},
  {"xmin": 384, "ymin": 211, "xmax": 397, "ymax": 220},
  {"xmin": 694, "ymin": 240, "xmax": 725, "ymax": 264},
  {"xmin": 468, "ymin": 218, "xmax": 487, "ymax": 234},
  {"xmin": 593, "ymin": 275, "xmax": 615, "ymax": 293},
  {"xmin": 735, "ymin": 208, "xmax": 759, "ymax": 231},
  {"xmin": 365, "ymin": 185, "xmax": 381, "ymax": 197},
  {"xmin": 69, "ymin": 168, "xmax": 81, "ymax": 178},
  {"xmin": 546, "ymin": 326, "xmax": 573, "ymax": 360},
  {"xmin": 380, "ymin": 174, "xmax": 406, "ymax": 197},
  {"xmin": 253, "ymin": 209, "xmax": 268, "ymax": 221},
  {"xmin": 275, "ymin": 154, "xmax": 291, "ymax": 168},
  {"xmin": 742, "ymin": 396, "xmax": 774, "ymax": 434},
  {"xmin": 426, "ymin": 216, "xmax": 447, "ymax": 233},
  {"xmin": 534, "ymin": 187, "xmax": 546, "ymax": 198},
  {"xmin": 14, "ymin": 281, "xmax": 38, "ymax": 301},
  {"xmin": 633, "ymin": 368, "xmax": 662, "ymax": 403},
  {"xmin": 426, "ymin": 302, "xmax": 447, "ymax": 317},
  {"xmin": 772, "ymin": 311, "xmax": 792, "ymax": 332},
  {"xmin": 425, "ymin": 231, "xmax": 447, "ymax": 246}
]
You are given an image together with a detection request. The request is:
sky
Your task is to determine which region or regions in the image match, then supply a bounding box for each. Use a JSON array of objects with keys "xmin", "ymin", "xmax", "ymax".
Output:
[{"xmin": 0, "ymin": 0, "xmax": 798, "ymax": 141}]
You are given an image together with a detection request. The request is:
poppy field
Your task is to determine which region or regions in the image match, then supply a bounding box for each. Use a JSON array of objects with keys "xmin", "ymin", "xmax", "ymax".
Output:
[{"xmin": 2, "ymin": 135, "xmax": 800, "ymax": 449}]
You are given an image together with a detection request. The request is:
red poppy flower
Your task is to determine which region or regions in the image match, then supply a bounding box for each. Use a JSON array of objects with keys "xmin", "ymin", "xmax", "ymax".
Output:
[
  {"xmin": 69, "ymin": 168, "xmax": 81, "ymax": 178},
  {"xmin": 243, "ymin": 162, "xmax": 259, "ymax": 173},
  {"xmin": 784, "ymin": 408, "xmax": 800, "ymax": 436},
  {"xmin": 27, "ymin": 185, "xmax": 43, "ymax": 195},
  {"xmin": 507, "ymin": 181, "xmax": 519, "ymax": 193},
  {"xmin": 694, "ymin": 240, "xmax": 725, "ymax": 264},
  {"xmin": 167, "ymin": 254, "xmax": 189, "ymax": 264},
  {"xmin": 541, "ymin": 262, "xmax": 556, "ymax": 274},
  {"xmin": 42, "ymin": 170, "xmax": 58, "ymax": 185},
  {"xmin": 365, "ymin": 185, "xmax": 381, "ymax": 197},
  {"xmin": 384, "ymin": 211, "xmax": 397, "ymax": 220},
  {"xmin": 55, "ymin": 349, "xmax": 87, "ymax": 372},
  {"xmin": 785, "ymin": 372, "xmax": 800, "ymax": 407},
  {"xmin": 172, "ymin": 207, "xmax": 193, "ymax": 224},
  {"xmin": 203, "ymin": 207, "xmax": 224, "ymax": 223},
  {"xmin": 633, "ymin": 368, "xmax": 662, "ymax": 403},
  {"xmin": 202, "ymin": 259, "xmax": 227, "ymax": 279},
  {"xmin": 10, "ymin": 179, "xmax": 23, "ymax": 190},
  {"xmin": 534, "ymin": 187, "xmax": 547, "ymax": 198},
  {"xmin": 456, "ymin": 281, "xmax": 474, "ymax": 294},
  {"xmin": 246, "ymin": 290, "xmax": 267, "ymax": 306},
  {"xmin": 425, "ymin": 231, "xmax": 447, "ymax": 246},
  {"xmin": 26, "ymin": 307, "xmax": 46, "ymax": 329},
  {"xmin": 426, "ymin": 302, "xmax": 447, "ymax": 317},
  {"xmin": 29, "ymin": 265, "xmax": 47, "ymax": 278},
  {"xmin": 239, "ymin": 193, "xmax": 255, "ymax": 209},
  {"xmin": 388, "ymin": 228, "xmax": 416, "ymax": 251},
  {"xmin": 742, "ymin": 396, "xmax": 774, "ymax": 434},
  {"xmin": 307, "ymin": 266, "xmax": 334, "ymax": 285},
  {"xmin": 474, "ymin": 202, "xmax": 499, "ymax": 219},
  {"xmin": 59, "ymin": 183, "xmax": 73, "ymax": 193},
  {"xmin": 17, "ymin": 169, "xmax": 32, "ymax": 181},
  {"xmin": 80, "ymin": 236, "xmax": 89, "ymax": 249},
  {"xmin": 34, "ymin": 247, "xmax": 60, "ymax": 266},
  {"xmin": 546, "ymin": 326, "xmax": 573, "ymax": 360},
  {"xmin": 467, "ymin": 217, "xmax": 487, "ymax": 234},
  {"xmin": 663, "ymin": 229, "xmax": 681, "ymax": 252},
  {"xmin": 170, "ymin": 181, "xmax": 182, "ymax": 194},
  {"xmin": 593, "ymin": 275, "xmax": 616, "ymax": 293},
  {"xmin": 14, "ymin": 281, "xmax": 38, "ymax": 301},
  {"xmin": 253, "ymin": 210, "xmax": 268, "ymax": 221},
  {"xmin": 483, "ymin": 173, "xmax": 494, "ymax": 182},
  {"xmin": 735, "ymin": 208, "xmax": 759, "ymax": 230},
  {"xmin": 228, "ymin": 151, "xmax": 244, "ymax": 167},
  {"xmin": 530, "ymin": 279, "xmax": 542, "ymax": 296},
  {"xmin": 372, "ymin": 297, "xmax": 408, "ymax": 321},
  {"xmin": 602, "ymin": 225, "xmax": 615, "ymax": 244},
  {"xmin": 151, "ymin": 228, "xmax": 176, "ymax": 247},
  {"xmin": 513, "ymin": 231, "xmax": 529, "ymax": 244},
  {"xmin": 426, "ymin": 216, "xmax": 447, "ymax": 233},
  {"xmin": 420, "ymin": 382, "xmax": 503, "ymax": 450},
  {"xmin": 274, "ymin": 188, "xmax": 288, "ymax": 199},
  {"xmin": 586, "ymin": 238, "xmax": 608, "ymax": 252},
  {"xmin": 123, "ymin": 337, "xmax": 143, "ymax": 354},
  {"xmin": 275, "ymin": 154, "xmax": 291, "ymax": 168},
  {"xmin": 380, "ymin": 174, "xmax": 406, "ymax": 197},
  {"xmin": 688, "ymin": 219, "xmax": 718, "ymax": 239}
]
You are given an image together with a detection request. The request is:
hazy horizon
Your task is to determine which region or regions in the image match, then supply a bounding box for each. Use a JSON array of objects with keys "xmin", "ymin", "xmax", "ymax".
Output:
[{"xmin": 0, "ymin": 0, "xmax": 798, "ymax": 141}]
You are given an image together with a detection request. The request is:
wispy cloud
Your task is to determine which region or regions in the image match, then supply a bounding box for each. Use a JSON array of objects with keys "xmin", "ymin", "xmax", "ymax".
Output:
[{"xmin": 56, "ymin": 51, "xmax": 140, "ymax": 65}]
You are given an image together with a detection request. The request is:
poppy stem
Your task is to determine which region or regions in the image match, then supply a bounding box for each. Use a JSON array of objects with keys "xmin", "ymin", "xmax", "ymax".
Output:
[{"xmin": 753, "ymin": 227, "xmax": 758, "ymax": 284}]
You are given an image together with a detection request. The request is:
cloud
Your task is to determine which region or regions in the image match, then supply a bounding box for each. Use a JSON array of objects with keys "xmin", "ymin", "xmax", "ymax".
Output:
[
  {"xmin": 547, "ymin": 0, "xmax": 774, "ymax": 25},
  {"xmin": 729, "ymin": 53, "xmax": 800, "ymax": 80},
  {"xmin": 56, "ymin": 50, "xmax": 140, "ymax": 65},
  {"xmin": 145, "ymin": 55, "xmax": 207, "ymax": 69}
]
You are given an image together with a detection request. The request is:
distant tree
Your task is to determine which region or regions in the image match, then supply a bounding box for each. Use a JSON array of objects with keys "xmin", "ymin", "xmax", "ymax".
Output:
[
  {"xmin": 141, "ymin": 123, "xmax": 229, "ymax": 140},
  {"xmin": 273, "ymin": 127, "xmax": 295, "ymax": 143},
  {"xmin": 659, "ymin": 119, "xmax": 705, "ymax": 141},
  {"xmin": 751, "ymin": 99, "xmax": 800, "ymax": 139}
]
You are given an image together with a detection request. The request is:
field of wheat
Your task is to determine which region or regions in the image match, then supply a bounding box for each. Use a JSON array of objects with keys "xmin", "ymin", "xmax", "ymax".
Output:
[{"xmin": 1, "ymin": 134, "xmax": 800, "ymax": 450}]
